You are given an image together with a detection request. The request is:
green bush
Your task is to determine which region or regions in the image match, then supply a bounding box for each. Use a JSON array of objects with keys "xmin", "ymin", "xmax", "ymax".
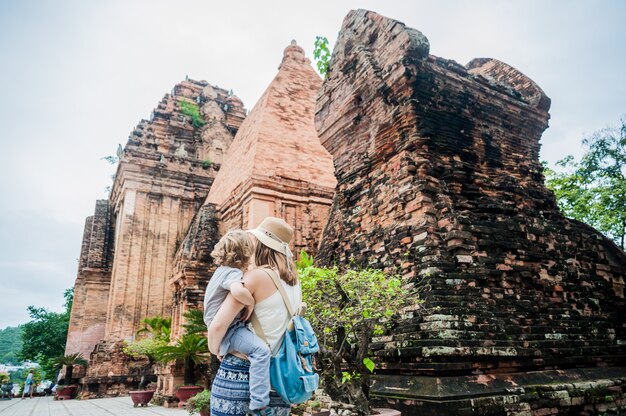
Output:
[
  {"xmin": 298, "ymin": 251, "xmax": 422, "ymax": 415},
  {"xmin": 179, "ymin": 100, "xmax": 206, "ymax": 129},
  {"xmin": 186, "ymin": 389, "xmax": 211, "ymax": 415},
  {"xmin": 123, "ymin": 316, "xmax": 171, "ymax": 389}
]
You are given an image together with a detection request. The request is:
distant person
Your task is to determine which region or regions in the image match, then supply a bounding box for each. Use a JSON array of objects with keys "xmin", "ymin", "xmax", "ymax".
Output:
[{"xmin": 21, "ymin": 369, "xmax": 34, "ymax": 399}]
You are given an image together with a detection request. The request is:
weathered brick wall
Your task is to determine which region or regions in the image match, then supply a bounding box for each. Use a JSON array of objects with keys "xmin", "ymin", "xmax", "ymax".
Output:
[
  {"xmin": 66, "ymin": 200, "xmax": 113, "ymax": 359},
  {"xmin": 315, "ymin": 7, "xmax": 625, "ymax": 392},
  {"xmin": 371, "ymin": 367, "xmax": 626, "ymax": 415},
  {"xmin": 217, "ymin": 177, "xmax": 335, "ymax": 257},
  {"xmin": 80, "ymin": 340, "xmax": 153, "ymax": 398},
  {"xmin": 102, "ymin": 79, "xmax": 244, "ymax": 343}
]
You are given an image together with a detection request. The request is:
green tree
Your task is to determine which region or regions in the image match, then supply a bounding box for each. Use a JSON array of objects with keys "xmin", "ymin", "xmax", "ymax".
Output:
[
  {"xmin": 52, "ymin": 353, "xmax": 88, "ymax": 385},
  {"xmin": 19, "ymin": 288, "xmax": 74, "ymax": 379},
  {"xmin": 544, "ymin": 115, "xmax": 626, "ymax": 248},
  {"xmin": 0, "ymin": 326, "xmax": 23, "ymax": 364},
  {"xmin": 1, "ymin": 351, "xmax": 18, "ymax": 365},
  {"xmin": 313, "ymin": 36, "xmax": 331, "ymax": 77},
  {"xmin": 298, "ymin": 251, "xmax": 423, "ymax": 415}
]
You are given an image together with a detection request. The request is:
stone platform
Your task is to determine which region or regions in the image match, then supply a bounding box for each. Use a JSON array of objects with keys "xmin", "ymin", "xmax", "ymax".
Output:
[{"xmin": 0, "ymin": 396, "xmax": 186, "ymax": 416}]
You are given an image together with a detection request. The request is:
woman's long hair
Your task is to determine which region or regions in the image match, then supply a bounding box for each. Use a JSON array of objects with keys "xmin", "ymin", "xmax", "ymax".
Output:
[{"xmin": 254, "ymin": 241, "xmax": 298, "ymax": 286}]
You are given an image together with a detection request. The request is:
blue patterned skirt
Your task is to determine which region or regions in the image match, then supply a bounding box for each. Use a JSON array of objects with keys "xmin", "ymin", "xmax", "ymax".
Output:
[{"xmin": 211, "ymin": 354, "xmax": 290, "ymax": 416}]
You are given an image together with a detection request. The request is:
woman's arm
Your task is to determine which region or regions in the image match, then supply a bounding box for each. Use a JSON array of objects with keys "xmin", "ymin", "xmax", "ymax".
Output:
[{"xmin": 207, "ymin": 294, "xmax": 245, "ymax": 355}]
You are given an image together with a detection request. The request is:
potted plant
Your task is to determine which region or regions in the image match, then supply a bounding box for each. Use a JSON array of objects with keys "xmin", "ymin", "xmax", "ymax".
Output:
[
  {"xmin": 186, "ymin": 389, "xmax": 211, "ymax": 416},
  {"xmin": 0, "ymin": 374, "xmax": 13, "ymax": 400},
  {"xmin": 124, "ymin": 316, "xmax": 171, "ymax": 407},
  {"xmin": 157, "ymin": 333, "xmax": 208, "ymax": 408},
  {"xmin": 298, "ymin": 251, "xmax": 419, "ymax": 415},
  {"xmin": 53, "ymin": 353, "xmax": 88, "ymax": 400}
]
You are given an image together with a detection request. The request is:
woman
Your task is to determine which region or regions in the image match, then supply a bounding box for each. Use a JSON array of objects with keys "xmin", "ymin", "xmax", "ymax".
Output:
[
  {"xmin": 208, "ymin": 217, "xmax": 301, "ymax": 416},
  {"xmin": 21, "ymin": 369, "xmax": 34, "ymax": 399}
]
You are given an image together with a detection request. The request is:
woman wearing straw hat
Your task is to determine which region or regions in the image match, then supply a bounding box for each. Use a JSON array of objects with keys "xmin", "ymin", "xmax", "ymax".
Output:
[{"xmin": 208, "ymin": 217, "xmax": 301, "ymax": 416}]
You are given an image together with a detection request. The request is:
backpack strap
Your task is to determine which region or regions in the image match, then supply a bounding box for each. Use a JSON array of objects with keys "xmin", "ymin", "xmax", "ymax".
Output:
[
  {"xmin": 259, "ymin": 267, "xmax": 295, "ymax": 317},
  {"xmin": 249, "ymin": 267, "xmax": 296, "ymax": 348},
  {"xmin": 250, "ymin": 313, "xmax": 269, "ymax": 346}
]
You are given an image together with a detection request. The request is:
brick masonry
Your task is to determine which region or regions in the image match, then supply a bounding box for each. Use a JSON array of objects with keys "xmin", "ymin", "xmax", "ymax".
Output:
[
  {"xmin": 315, "ymin": 9, "xmax": 626, "ymax": 414},
  {"xmin": 206, "ymin": 40, "xmax": 336, "ymax": 252},
  {"xmin": 65, "ymin": 200, "xmax": 113, "ymax": 362}
]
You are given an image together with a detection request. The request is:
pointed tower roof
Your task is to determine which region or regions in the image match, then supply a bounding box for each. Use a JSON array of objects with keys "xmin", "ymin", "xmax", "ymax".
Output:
[{"xmin": 206, "ymin": 41, "xmax": 336, "ymax": 206}]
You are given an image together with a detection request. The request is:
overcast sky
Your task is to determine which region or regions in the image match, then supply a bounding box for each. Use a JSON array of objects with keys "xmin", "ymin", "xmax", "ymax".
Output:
[{"xmin": 0, "ymin": 0, "xmax": 624, "ymax": 329}]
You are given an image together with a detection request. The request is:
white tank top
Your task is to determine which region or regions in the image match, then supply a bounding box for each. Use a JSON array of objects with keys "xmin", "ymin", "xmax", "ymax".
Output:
[{"xmin": 254, "ymin": 277, "xmax": 302, "ymax": 353}]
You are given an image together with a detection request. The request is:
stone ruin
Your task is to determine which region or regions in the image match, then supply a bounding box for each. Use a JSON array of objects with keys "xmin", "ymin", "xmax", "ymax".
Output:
[
  {"xmin": 315, "ymin": 9, "xmax": 626, "ymax": 415},
  {"xmin": 64, "ymin": 8, "xmax": 626, "ymax": 414}
]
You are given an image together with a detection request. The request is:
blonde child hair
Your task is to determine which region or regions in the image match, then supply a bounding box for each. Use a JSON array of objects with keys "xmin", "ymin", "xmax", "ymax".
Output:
[{"xmin": 210, "ymin": 229, "xmax": 254, "ymax": 269}]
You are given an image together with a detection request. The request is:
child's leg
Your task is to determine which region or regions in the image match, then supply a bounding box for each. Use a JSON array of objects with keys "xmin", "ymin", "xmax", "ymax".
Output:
[{"xmin": 226, "ymin": 326, "xmax": 271, "ymax": 410}]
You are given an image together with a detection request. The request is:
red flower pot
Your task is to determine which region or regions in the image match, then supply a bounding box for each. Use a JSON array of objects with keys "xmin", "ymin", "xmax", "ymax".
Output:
[
  {"xmin": 129, "ymin": 390, "xmax": 155, "ymax": 407},
  {"xmin": 56, "ymin": 385, "xmax": 78, "ymax": 400},
  {"xmin": 175, "ymin": 385, "xmax": 203, "ymax": 408}
]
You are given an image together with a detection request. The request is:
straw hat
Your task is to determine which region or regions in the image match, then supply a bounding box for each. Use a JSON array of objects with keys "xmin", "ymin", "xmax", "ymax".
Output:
[{"xmin": 248, "ymin": 217, "xmax": 294, "ymax": 260}]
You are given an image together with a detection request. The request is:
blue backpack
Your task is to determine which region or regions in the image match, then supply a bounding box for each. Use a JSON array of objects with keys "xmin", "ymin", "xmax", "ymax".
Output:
[{"xmin": 251, "ymin": 268, "xmax": 320, "ymax": 404}]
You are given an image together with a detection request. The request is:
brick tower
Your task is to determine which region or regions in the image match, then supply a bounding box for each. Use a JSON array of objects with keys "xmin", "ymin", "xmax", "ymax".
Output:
[{"xmin": 315, "ymin": 10, "xmax": 626, "ymax": 414}]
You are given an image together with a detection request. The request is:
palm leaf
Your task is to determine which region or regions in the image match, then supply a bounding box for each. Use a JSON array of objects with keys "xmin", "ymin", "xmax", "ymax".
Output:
[
  {"xmin": 157, "ymin": 333, "xmax": 208, "ymax": 364},
  {"xmin": 136, "ymin": 316, "xmax": 172, "ymax": 340},
  {"xmin": 52, "ymin": 353, "xmax": 88, "ymax": 371},
  {"xmin": 182, "ymin": 309, "xmax": 207, "ymax": 335}
]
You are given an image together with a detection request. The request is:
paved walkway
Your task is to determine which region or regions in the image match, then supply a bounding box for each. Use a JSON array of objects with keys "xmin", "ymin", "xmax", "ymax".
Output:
[{"xmin": 0, "ymin": 396, "xmax": 187, "ymax": 415}]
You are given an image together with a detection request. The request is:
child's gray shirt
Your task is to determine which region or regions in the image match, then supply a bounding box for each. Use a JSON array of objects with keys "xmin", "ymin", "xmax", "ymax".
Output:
[{"xmin": 203, "ymin": 265, "xmax": 244, "ymax": 327}]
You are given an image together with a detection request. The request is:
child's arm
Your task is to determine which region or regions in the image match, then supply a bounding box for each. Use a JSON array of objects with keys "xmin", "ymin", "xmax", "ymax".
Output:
[
  {"xmin": 208, "ymin": 294, "xmax": 245, "ymax": 356},
  {"xmin": 229, "ymin": 282, "xmax": 254, "ymax": 306}
]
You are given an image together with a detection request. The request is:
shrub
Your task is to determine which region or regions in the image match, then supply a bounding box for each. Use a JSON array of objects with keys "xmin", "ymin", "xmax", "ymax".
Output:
[
  {"xmin": 298, "ymin": 251, "xmax": 423, "ymax": 415},
  {"xmin": 186, "ymin": 389, "xmax": 211, "ymax": 415}
]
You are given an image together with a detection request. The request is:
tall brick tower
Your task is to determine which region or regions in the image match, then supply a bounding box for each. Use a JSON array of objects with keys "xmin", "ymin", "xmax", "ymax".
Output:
[
  {"xmin": 64, "ymin": 200, "xmax": 113, "ymax": 360},
  {"xmin": 315, "ymin": 10, "xmax": 626, "ymax": 414},
  {"xmin": 103, "ymin": 80, "xmax": 244, "ymax": 342}
]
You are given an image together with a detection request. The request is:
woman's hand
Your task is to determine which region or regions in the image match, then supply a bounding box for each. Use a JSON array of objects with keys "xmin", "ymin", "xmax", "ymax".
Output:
[{"xmin": 207, "ymin": 294, "xmax": 245, "ymax": 355}]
